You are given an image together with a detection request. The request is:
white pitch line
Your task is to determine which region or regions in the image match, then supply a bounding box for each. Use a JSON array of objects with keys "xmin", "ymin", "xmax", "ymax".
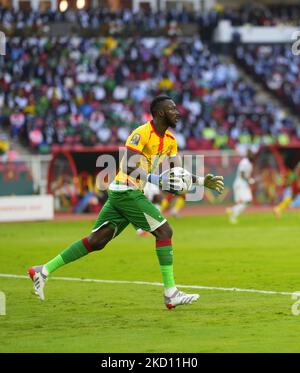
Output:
[{"xmin": 0, "ymin": 273, "xmax": 296, "ymax": 296}]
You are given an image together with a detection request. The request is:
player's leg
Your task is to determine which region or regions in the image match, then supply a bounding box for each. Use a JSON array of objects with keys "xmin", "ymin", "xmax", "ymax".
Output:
[
  {"xmin": 274, "ymin": 194, "xmax": 292, "ymax": 218},
  {"xmin": 151, "ymin": 221, "xmax": 175, "ymax": 295},
  {"xmin": 28, "ymin": 197, "xmax": 129, "ymax": 300},
  {"xmin": 161, "ymin": 192, "xmax": 173, "ymax": 212},
  {"xmin": 137, "ymin": 183, "xmax": 162, "ymax": 237},
  {"xmin": 227, "ymin": 181, "xmax": 251, "ymax": 223},
  {"xmin": 152, "ymin": 193, "xmax": 163, "ymax": 211},
  {"xmin": 112, "ymin": 189, "xmax": 199, "ymax": 309},
  {"xmin": 170, "ymin": 195, "xmax": 185, "ymax": 218},
  {"xmin": 152, "ymin": 222, "xmax": 199, "ymax": 309},
  {"xmin": 228, "ymin": 202, "xmax": 248, "ymax": 223},
  {"xmin": 28, "ymin": 224, "xmax": 115, "ymax": 301}
]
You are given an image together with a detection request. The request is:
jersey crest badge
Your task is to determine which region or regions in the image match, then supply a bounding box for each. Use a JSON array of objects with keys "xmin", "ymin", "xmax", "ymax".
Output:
[{"xmin": 130, "ymin": 133, "xmax": 140, "ymax": 145}]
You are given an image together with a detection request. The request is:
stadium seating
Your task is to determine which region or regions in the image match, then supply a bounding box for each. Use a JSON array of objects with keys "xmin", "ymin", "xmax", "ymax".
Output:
[
  {"xmin": 0, "ymin": 33, "xmax": 297, "ymax": 153},
  {"xmin": 1, "ymin": 4, "xmax": 300, "ymax": 154},
  {"xmin": 1, "ymin": 4, "xmax": 300, "ymax": 35},
  {"xmin": 236, "ymin": 44, "xmax": 300, "ymax": 119}
]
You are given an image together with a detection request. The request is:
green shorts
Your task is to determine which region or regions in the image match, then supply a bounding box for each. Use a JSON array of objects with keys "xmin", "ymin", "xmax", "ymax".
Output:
[{"xmin": 92, "ymin": 189, "xmax": 166, "ymax": 237}]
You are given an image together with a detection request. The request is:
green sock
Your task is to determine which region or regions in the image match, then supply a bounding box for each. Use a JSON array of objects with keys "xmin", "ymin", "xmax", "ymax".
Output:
[
  {"xmin": 45, "ymin": 239, "xmax": 90, "ymax": 274},
  {"xmin": 156, "ymin": 239, "xmax": 175, "ymax": 289}
]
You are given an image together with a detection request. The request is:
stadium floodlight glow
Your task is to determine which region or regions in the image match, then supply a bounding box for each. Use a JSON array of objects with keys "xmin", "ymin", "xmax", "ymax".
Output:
[
  {"xmin": 76, "ymin": 0, "xmax": 85, "ymax": 9},
  {"xmin": 59, "ymin": 0, "xmax": 69, "ymax": 12}
]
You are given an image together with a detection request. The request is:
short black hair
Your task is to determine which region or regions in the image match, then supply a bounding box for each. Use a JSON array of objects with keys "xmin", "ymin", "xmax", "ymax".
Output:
[{"xmin": 150, "ymin": 95, "xmax": 172, "ymax": 116}]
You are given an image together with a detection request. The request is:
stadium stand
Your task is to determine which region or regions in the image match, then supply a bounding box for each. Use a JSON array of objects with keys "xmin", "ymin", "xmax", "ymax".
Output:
[
  {"xmin": 1, "ymin": 4, "xmax": 300, "ymax": 33},
  {"xmin": 0, "ymin": 34, "xmax": 297, "ymax": 153},
  {"xmin": 236, "ymin": 44, "xmax": 300, "ymax": 119},
  {"xmin": 1, "ymin": 2, "xmax": 300, "ymax": 210}
]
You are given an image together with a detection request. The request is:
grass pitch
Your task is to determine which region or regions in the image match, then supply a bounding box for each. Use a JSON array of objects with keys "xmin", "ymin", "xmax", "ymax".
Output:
[{"xmin": 0, "ymin": 211, "xmax": 300, "ymax": 352}]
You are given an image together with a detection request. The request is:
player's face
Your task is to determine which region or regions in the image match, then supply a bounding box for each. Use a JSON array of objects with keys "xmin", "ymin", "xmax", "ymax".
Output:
[{"xmin": 163, "ymin": 100, "xmax": 180, "ymax": 128}]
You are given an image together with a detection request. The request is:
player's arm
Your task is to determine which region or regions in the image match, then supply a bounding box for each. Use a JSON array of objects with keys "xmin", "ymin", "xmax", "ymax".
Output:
[
  {"xmin": 123, "ymin": 128, "xmax": 150, "ymax": 183},
  {"xmin": 168, "ymin": 154, "xmax": 224, "ymax": 194},
  {"xmin": 123, "ymin": 149, "xmax": 176, "ymax": 190},
  {"xmin": 122, "ymin": 148, "xmax": 148, "ymax": 183},
  {"xmin": 241, "ymin": 171, "xmax": 255, "ymax": 185},
  {"xmin": 123, "ymin": 148, "xmax": 173, "ymax": 189}
]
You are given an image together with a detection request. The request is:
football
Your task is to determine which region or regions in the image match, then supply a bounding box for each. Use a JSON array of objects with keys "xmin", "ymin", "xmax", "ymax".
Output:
[{"xmin": 168, "ymin": 167, "xmax": 193, "ymax": 194}]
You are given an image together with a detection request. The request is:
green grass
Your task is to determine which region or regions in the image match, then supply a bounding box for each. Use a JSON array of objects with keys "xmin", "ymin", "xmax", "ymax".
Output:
[{"xmin": 0, "ymin": 211, "xmax": 300, "ymax": 352}]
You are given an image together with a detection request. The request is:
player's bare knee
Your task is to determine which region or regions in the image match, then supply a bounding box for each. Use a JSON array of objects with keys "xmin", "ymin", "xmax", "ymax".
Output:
[
  {"xmin": 153, "ymin": 222, "xmax": 173, "ymax": 240},
  {"xmin": 88, "ymin": 225, "xmax": 115, "ymax": 251}
]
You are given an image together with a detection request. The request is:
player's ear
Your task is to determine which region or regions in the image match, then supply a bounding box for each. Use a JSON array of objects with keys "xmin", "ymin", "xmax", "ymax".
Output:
[{"xmin": 157, "ymin": 109, "xmax": 164, "ymax": 118}]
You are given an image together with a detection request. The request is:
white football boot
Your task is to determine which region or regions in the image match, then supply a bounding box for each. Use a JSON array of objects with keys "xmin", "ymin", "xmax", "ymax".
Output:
[
  {"xmin": 164, "ymin": 289, "xmax": 199, "ymax": 309},
  {"xmin": 28, "ymin": 265, "xmax": 47, "ymax": 300}
]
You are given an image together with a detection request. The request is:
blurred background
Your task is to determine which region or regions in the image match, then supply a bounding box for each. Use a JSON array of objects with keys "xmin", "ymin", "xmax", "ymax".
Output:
[{"xmin": 1, "ymin": 0, "xmax": 300, "ymax": 220}]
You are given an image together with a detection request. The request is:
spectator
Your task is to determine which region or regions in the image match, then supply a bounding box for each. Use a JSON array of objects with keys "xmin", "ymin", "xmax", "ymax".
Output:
[
  {"xmin": 9, "ymin": 109, "xmax": 25, "ymax": 138},
  {"xmin": 1, "ymin": 34, "xmax": 297, "ymax": 152}
]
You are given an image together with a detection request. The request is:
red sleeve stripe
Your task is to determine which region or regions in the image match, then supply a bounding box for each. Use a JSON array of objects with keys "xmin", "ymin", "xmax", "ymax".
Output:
[
  {"xmin": 126, "ymin": 145, "xmax": 143, "ymax": 155},
  {"xmin": 82, "ymin": 237, "xmax": 93, "ymax": 252},
  {"xmin": 156, "ymin": 239, "xmax": 172, "ymax": 248}
]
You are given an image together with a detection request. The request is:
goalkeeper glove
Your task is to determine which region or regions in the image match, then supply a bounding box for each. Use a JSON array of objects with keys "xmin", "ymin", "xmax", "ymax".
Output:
[
  {"xmin": 147, "ymin": 173, "xmax": 163, "ymax": 186},
  {"xmin": 147, "ymin": 172, "xmax": 183, "ymax": 194},
  {"xmin": 197, "ymin": 174, "xmax": 224, "ymax": 194}
]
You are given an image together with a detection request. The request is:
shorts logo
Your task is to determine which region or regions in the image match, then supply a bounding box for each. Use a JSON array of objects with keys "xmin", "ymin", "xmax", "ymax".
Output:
[{"xmin": 130, "ymin": 134, "xmax": 140, "ymax": 146}]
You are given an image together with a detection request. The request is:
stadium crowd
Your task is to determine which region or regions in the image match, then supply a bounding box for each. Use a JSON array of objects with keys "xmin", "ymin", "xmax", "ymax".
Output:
[
  {"xmin": 236, "ymin": 44, "xmax": 300, "ymax": 117},
  {"xmin": 1, "ymin": 3, "xmax": 300, "ymax": 37},
  {"xmin": 1, "ymin": 1, "xmax": 300, "ymax": 153},
  {"xmin": 0, "ymin": 35, "xmax": 296, "ymax": 153},
  {"xmin": 0, "ymin": 5, "xmax": 219, "ymax": 38}
]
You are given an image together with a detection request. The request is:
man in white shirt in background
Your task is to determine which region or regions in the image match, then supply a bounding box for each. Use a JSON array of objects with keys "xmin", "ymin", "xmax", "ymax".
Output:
[{"xmin": 226, "ymin": 149, "xmax": 256, "ymax": 224}]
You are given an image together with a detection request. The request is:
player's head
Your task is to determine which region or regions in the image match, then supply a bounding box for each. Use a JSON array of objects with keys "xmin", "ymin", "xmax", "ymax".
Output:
[
  {"xmin": 247, "ymin": 149, "xmax": 255, "ymax": 162},
  {"xmin": 150, "ymin": 95, "xmax": 180, "ymax": 128}
]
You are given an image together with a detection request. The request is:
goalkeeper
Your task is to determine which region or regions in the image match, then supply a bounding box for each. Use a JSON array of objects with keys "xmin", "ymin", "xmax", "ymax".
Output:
[{"xmin": 28, "ymin": 95, "xmax": 224, "ymax": 309}]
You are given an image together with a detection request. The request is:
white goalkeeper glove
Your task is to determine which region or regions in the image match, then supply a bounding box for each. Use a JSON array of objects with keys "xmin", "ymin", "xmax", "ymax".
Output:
[{"xmin": 147, "ymin": 172, "xmax": 183, "ymax": 193}]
